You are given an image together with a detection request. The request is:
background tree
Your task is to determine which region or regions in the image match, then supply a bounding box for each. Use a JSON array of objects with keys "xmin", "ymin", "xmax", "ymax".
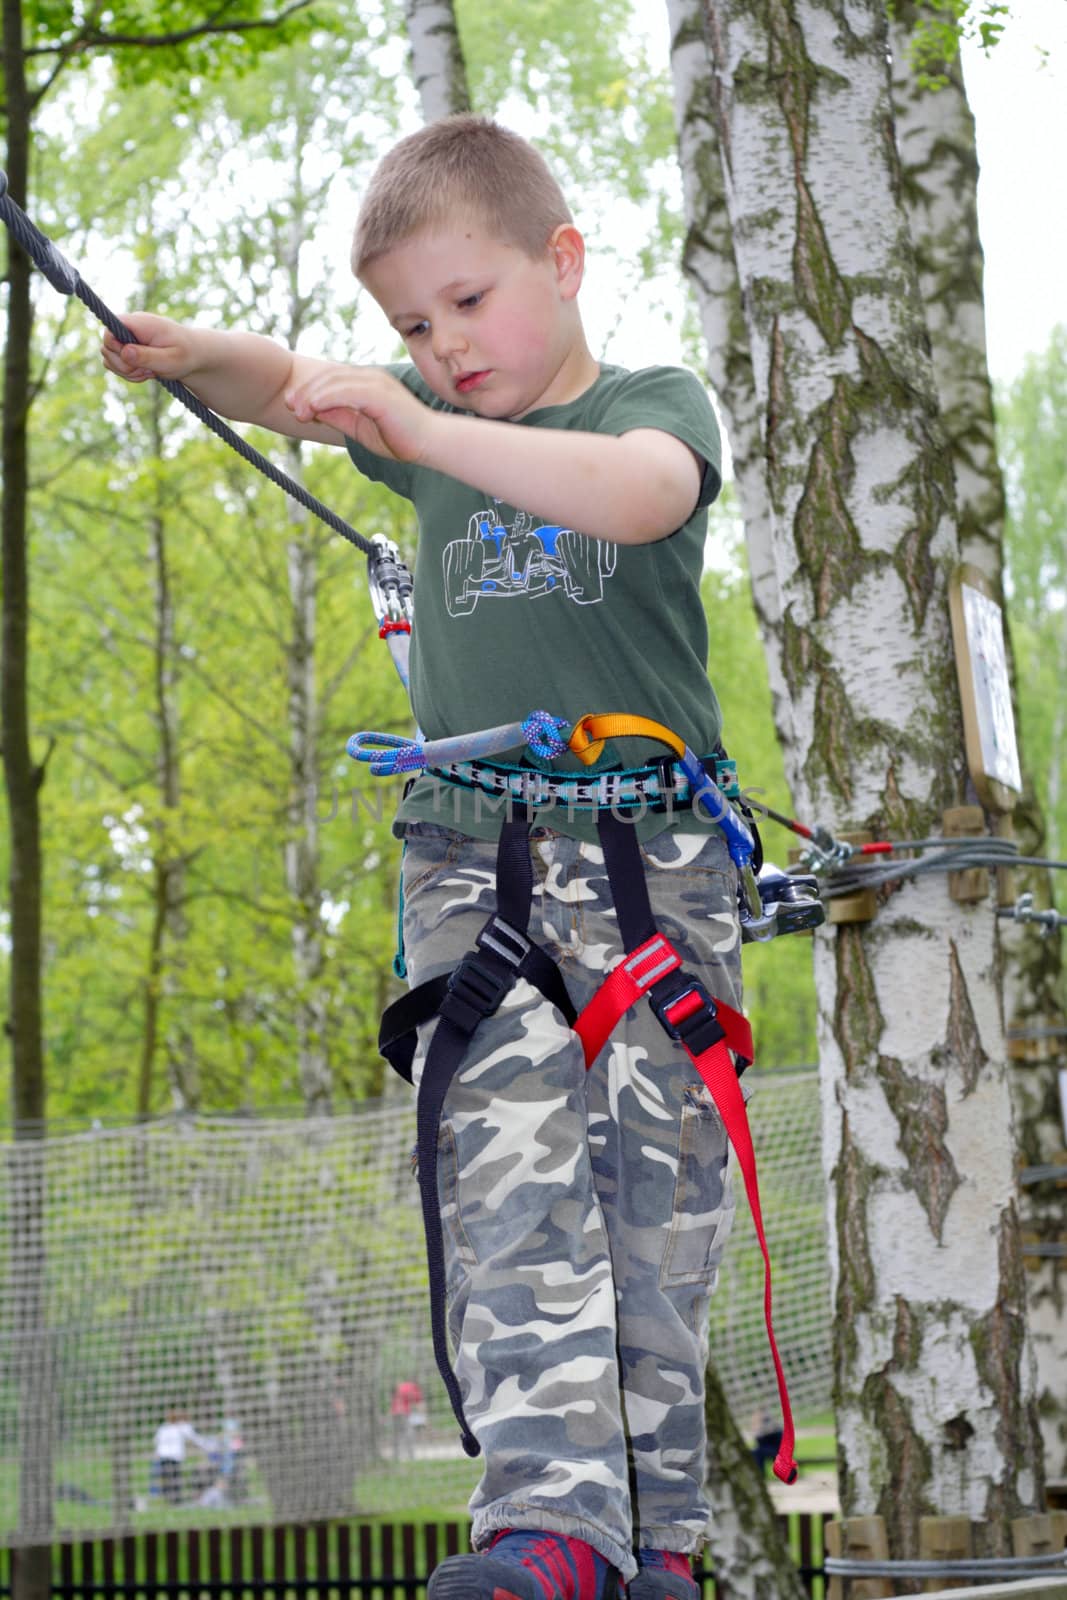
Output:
[
  {"xmin": 2, "ymin": 15, "xmax": 315, "ymax": 1586},
  {"xmin": 997, "ymin": 326, "xmax": 1067, "ymax": 1474}
]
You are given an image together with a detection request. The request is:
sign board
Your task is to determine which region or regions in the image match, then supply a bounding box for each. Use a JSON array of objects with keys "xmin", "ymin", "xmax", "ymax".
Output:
[{"xmin": 948, "ymin": 565, "xmax": 1021, "ymax": 812}]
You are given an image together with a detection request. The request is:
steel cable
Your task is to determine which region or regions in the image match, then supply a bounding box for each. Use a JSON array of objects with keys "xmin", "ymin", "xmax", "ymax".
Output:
[{"xmin": 0, "ymin": 174, "xmax": 374, "ymax": 557}]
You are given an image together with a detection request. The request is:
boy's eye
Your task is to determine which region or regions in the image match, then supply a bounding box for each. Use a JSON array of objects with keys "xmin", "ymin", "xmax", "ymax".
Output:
[
  {"xmin": 458, "ymin": 292, "xmax": 484, "ymax": 310},
  {"xmin": 403, "ymin": 321, "xmax": 429, "ymax": 340}
]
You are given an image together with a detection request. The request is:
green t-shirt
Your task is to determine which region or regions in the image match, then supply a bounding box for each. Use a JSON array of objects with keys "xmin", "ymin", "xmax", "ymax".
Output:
[{"xmin": 345, "ymin": 362, "xmax": 724, "ymax": 841}]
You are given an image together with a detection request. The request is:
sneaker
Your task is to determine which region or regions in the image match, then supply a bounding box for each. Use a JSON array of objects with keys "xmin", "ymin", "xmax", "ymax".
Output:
[
  {"xmin": 625, "ymin": 1548, "xmax": 700, "ymax": 1600},
  {"xmin": 428, "ymin": 1529, "xmax": 617, "ymax": 1600}
]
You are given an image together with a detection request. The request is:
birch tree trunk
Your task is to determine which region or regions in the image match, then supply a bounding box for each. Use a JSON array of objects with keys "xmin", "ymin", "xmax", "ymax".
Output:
[
  {"xmin": 402, "ymin": 0, "xmax": 470, "ymax": 121},
  {"xmin": 667, "ymin": 8, "xmax": 809, "ymax": 1595},
  {"xmin": 283, "ymin": 454, "xmax": 331, "ymax": 1113},
  {"xmin": 667, "ymin": 0, "xmax": 796, "ymax": 770},
  {"xmin": 890, "ymin": 7, "xmax": 1067, "ymax": 1474},
  {"xmin": 705, "ymin": 0, "xmax": 1044, "ymax": 1553},
  {"xmin": 281, "ymin": 154, "xmax": 330, "ymax": 1115},
  {"xmin": 137, "ymin": 382, "xmax": 198, "ymax": 1116}
]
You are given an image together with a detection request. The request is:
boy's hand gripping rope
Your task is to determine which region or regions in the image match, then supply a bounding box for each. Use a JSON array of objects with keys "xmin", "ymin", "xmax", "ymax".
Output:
[{"xmin": 0, "ymin": 173, "xmax": 374, "ymax": 558}]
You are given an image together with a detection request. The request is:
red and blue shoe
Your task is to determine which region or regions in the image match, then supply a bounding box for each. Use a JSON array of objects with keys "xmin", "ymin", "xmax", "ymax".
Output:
[
  {"xmin": 427, "ymin": 1529, "xmax": 618, "ymax": 1600},
  {"xmin": 625, "ymin": 1548, "xmax": 700, "ymax": 1599}
]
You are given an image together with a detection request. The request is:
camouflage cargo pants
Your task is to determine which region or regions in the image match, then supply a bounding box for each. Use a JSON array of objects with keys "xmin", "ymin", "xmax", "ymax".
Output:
[{"xmin": 400, "ymin": 819, "xmax": 742, "ymax": 1583}]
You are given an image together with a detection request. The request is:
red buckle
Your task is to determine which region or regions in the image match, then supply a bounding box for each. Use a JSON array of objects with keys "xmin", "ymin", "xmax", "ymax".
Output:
[{"xmin": 652, "ymin": 978, "xmax": 726, "ymax": 1058}]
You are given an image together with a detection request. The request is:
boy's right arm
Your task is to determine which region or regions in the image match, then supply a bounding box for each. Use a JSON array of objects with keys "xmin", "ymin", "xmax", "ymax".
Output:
[{"xmin": 101, "ymin": 313, "xmax": 347, "ymax": 447}]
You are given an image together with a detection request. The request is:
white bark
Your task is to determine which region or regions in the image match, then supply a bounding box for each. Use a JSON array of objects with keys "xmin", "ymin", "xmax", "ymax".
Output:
[
  {"xmin": 283, "ymin": 462, "xmax": 331, "ymax": 1113},
  {"xmin": 667, "ymin": 0, "xmax": 798, "ymax": 767},
  {"xmin": 889, "ymin": 14, "xmax": 1001, "ymax": 581},
  {"xmin": 402, "ymin": 0, "xmax": 470, "ymax": 122},
  {"xmin": 706, "ymin": 0, "xmax": 1043, "ymax": 1552},
  {"xmin": 668, "ymin": 13, "xmax": 809, "ymax": 1595},
  {"xmin": 282, "ymin": 156, "xmax": 330, "ymax": 1114},
  {"xmin": 890, "ymin": 7, "xmax": 1067, "ymax": 1474}
]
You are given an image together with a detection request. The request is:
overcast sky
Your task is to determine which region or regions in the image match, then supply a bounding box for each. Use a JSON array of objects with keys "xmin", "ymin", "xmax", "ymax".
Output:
[
  {"xmin": 960, "ymin": 0, "xmax": 1067, "ymax": 383},
  {"xmin": 611, "ymin": 0, "xmax": 1066, "ymax": 387}
]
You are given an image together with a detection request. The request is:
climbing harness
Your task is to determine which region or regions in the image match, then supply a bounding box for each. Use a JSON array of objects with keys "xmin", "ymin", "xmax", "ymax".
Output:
[
  {"xmin": 351, "ymin": 682, "xmax": 826, "ymax": 945},
  {"xmin": 379, "ymin": 804, "xmax": 800, "ymax": 1485}
]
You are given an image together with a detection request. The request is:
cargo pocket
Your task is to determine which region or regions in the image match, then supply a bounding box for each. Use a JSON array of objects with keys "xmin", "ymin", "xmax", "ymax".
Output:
[{"xmin": 660, "ymin": 1083, "xmax": 735, "ymax": 1287}]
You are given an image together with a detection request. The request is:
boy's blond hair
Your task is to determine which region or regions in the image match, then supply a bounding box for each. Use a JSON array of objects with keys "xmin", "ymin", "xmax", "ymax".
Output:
[{"xmin": 352, "ymin": 115, "xmax": 573, "ymax": 275}]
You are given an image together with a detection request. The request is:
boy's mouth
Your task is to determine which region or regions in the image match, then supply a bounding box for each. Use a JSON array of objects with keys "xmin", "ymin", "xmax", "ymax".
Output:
[{"xmin": 455, "ymin": 370, "xmax": 491, "ymax": 394}]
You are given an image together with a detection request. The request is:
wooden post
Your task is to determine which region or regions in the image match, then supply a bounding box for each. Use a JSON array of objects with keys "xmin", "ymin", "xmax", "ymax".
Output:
[
  {"xmin": 1013, "ymin": 1512, "xmax": 1064, "ymax": 1557},
  {"xmin": 825, "ymin": 1516, "xmax": 893, "ymax": 1600},
  {"xmin": 994, "ymin": 812, "xmax": 1017, "ymax": 907},
  {"xmin": 919, "ymin": 1516, "xmax": 973, "ymax": 1591},
  {"xmin": 943, "ymin": 806, "xmax": 988, "ymax": 904}
]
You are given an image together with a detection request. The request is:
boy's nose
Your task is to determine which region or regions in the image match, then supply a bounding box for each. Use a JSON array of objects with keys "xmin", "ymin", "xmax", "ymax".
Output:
[{"xmin": 432, "ymin": 319, "xmax": 467, "ymax": 362}]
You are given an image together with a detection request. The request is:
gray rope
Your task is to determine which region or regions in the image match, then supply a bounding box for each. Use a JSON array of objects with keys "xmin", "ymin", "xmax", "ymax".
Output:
[
  {"xmin": 0, "ymin": 172, "xmax": 373, "ymax": 557},
  {"xmin": 819, "ymin": 839, "xmax": 1023, "ymax": 898},
  {"xmin": 826, "ymin": 1550, "xmax": 1067, "ymax": 1580},
  {"xmin": 1019, "ymin": 1164, "xmax": 1067, "ymax": 1185}
]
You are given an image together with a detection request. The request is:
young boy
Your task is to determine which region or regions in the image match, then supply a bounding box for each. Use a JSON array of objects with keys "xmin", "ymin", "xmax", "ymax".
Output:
[{"xmin": 104, "ymin": 116, "xmax": 744, "ymax": 1600}]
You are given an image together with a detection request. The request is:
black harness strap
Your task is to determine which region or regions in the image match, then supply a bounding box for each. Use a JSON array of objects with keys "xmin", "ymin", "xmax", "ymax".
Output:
[{"xmin": 378, "ymin": 809, "xmax": 576, "ymax": 1455}]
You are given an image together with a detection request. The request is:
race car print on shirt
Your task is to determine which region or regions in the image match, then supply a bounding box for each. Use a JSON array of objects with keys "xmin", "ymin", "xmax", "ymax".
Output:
[{"xmin": 442, "ymin": 508, "xmax": 618, "ymax": 617}]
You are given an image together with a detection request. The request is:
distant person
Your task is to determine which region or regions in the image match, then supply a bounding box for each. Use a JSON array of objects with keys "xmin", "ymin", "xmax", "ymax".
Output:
[
  {"xmin": 152, "ymin": 1406, "xmax": 212, "ymax": 1504},
  {"xmin": 219, "ymin": 1417, "xmax": 247, "ymax": 1503},
  {"xmin": 390, "ymin": 1379, "xmax": 426, "ymax": 1460}
]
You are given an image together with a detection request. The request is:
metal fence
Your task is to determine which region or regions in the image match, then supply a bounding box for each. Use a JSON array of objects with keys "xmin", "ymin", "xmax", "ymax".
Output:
[{"xmin": 0, "ymin": 1513, "xmax": 833, "ymax": 1598}]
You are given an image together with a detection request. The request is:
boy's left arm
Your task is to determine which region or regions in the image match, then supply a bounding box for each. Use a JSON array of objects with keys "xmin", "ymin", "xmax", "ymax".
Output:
[
  {"xmin": 424, "ymin": 421, "xmax": 703, "ymax": 544},
  {"xmin": 284, "ymin": 366, "xmax": 703, "ymax": 543}
]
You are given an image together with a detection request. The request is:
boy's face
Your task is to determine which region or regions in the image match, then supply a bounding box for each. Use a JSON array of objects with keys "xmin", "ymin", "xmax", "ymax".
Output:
[{"xmin": 360, "ymin": 219, "xmax": 591, "ymax": 420}]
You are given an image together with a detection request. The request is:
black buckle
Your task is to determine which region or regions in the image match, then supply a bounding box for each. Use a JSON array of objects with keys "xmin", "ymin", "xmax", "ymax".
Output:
[
  {"xmin": 439, "ymin": 956, "xmax": 513, "ymax": 1034},
  {"xmin": 650, "ymin": 976, "xmax": 726, "ymax": 1058},
  {"xmin": 648, "ymin": 753, "xmax": 677, "ymax": 811}
]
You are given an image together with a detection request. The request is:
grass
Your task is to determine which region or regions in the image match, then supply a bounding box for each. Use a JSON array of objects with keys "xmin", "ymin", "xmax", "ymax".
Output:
[{"xmin": 1, "ymin": 1413, "xmax": 838, "ymax": 1540}]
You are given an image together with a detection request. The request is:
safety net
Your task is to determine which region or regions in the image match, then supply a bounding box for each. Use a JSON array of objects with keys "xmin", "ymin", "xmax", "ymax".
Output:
[{"xmin": 0, "ymin": 1069, "xmax": 829, "ymax": 1544}]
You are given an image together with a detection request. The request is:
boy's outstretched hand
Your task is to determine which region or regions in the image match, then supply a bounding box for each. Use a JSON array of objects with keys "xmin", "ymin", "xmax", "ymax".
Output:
[
  {"xmin": 283, "ymin": 364, "xmax": 434, "ymax": 464},
  {"xmin": 101, "ymin": 312, "xmax": 201, "ymax": 384}
]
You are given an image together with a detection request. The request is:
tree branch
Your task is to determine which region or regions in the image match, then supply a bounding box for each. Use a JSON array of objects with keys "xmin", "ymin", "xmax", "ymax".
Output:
[{"xmin": 24, "ymin": 0, "xmax": 316, "ymax": 58}]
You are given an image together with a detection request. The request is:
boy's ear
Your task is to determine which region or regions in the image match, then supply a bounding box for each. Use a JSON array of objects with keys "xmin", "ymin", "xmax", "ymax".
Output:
[{"xmin": 548, "ymin": 224, "xmax": 585, "ymax": 300}]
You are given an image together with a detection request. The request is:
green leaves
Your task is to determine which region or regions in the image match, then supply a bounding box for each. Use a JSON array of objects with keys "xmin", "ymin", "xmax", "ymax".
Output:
[
  {"xmin": 889, "ymin": 0, "xmax": 1010, "ymax": 90},
  {"xmin": 997, "ymin": 325, "xmax": 1067, "ymax": 905}
]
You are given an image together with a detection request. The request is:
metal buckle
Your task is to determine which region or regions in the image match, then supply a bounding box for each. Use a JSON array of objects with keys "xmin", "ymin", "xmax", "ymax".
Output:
[{"xmin": 367, "ymin": 535, "xmax": 414, "ymax": 626}]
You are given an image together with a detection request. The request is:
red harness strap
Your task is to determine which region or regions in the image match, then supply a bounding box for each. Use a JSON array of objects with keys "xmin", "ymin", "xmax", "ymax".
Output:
[{"xmin": 574, "ymin": 932, "xmax": 799, "ymax": 1486}]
